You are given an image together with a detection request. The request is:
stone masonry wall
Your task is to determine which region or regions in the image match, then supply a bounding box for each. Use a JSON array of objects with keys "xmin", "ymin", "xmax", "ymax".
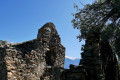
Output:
[{"xmin": 0, "ymin": 22, "xmax": 65, "ymax": 80}]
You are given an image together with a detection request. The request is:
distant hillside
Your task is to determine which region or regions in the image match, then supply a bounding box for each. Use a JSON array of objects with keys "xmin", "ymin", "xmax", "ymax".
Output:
[{"xmin": 64, "ymin": 56, "xmax": 80, "ymax": 69}]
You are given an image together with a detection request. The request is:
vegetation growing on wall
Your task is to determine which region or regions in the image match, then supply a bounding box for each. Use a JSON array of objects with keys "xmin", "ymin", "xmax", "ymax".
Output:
[
  {"xmin": 72, "ymin": 0, "xmax": 120, "ymax": 80},
  {"xmin": 0, "ymin": 40, "xmax": 8, "ymax": 46}
]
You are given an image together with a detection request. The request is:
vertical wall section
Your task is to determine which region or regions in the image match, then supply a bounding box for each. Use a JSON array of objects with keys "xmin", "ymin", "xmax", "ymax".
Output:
[{"xmin": 0, "ymin": 22, "xmax": 65, "ymax": 80}]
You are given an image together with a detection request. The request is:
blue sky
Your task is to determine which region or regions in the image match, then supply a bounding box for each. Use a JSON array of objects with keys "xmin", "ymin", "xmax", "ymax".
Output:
[{"xmin": 0, "ymin": 0, "xmax": 94, "ymax": 58}]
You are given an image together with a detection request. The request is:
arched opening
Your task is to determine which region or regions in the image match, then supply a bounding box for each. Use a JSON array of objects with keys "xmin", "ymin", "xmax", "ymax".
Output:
[
  {"xmin": 45, "ymin": 48, "xmax": 56, "ymax": 66},
  {"xmin": 47, "ymin": 27, "xmax": 51, "ymax": 32}
]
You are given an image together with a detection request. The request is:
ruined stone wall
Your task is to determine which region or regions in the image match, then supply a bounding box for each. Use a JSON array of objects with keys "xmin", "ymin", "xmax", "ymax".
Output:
[
  {"xmin": 61, "ymin": 65, "xmax": 87, "ymax": 80},
  {"xmin": 61, "ymin": 32, "xmax": 103, "ymax": 80},
  {"xmin": 61, "ymin": 30, "xmax": 119, "ymax": 80},
  {"xmin": 0, "ymin": 22, "xmax": 65, "ymax": 80}
]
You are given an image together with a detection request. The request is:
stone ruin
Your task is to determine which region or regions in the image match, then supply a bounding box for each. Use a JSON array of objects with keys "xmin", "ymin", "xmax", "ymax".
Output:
[
  {"xmin": 0, "ymin": 22, "xmax": 65, "ymax": 80},
  {"xmin": 61, "ymin": 30, "xmax": 119, "ymax": 80},
  {"xmin": 1, "ymin": 22, "xmax": 118, "ymax": 80}
]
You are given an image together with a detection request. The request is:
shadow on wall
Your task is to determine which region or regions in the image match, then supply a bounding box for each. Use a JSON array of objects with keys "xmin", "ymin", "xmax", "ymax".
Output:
[
  {"xmin": 45, "ymin": 48, "xmax": 56, "ymax": 66},
  {"xmin": 0, "ymin": 47, "xmax": 7, "ymax": 80},
  {"xmin": 14, "ymin": 39, "xmax": 37, "ymax": 58}
]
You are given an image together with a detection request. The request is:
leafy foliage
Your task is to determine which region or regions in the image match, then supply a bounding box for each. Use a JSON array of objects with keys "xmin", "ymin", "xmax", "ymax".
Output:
[
  {"xmin": 0, "ymin": 40, "xmax": 8, "ymax": 46},
  {"xmin": 72, "ymin": 0, "xmax": 120, "ymax": 58}
]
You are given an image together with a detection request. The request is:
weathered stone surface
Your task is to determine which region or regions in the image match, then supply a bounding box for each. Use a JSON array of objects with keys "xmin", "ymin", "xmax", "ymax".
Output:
[
  {"xmin": 61, "ymin": 32, "xmax": 104, "ymax": 80},
  {"xmin": 61, "ymin": 64, "xmax": 87, "ymax": 80},
  {"xmin": 0, "ymin": 22, "xmax": 65, "ymax": 80}
]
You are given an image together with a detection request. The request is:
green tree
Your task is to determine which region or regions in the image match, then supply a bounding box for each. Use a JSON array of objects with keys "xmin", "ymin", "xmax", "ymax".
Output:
[{"xmin": 72, "ymin": 0, "xmax": 120, "ymax": 80}]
